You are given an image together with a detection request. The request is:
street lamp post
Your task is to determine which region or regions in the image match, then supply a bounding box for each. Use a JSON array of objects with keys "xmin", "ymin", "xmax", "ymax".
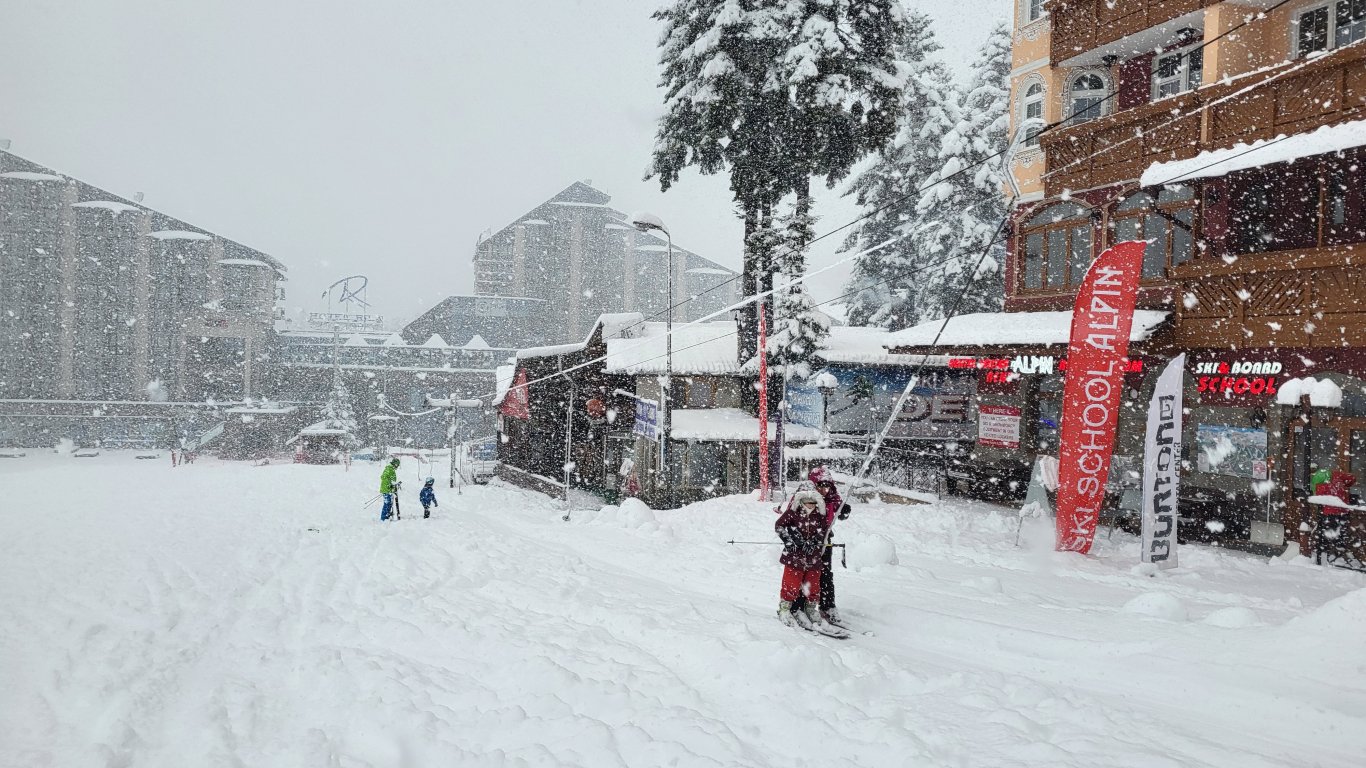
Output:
[{"xmin": 630, "ymin": 211, "xmax": 673, "ymax": 508}]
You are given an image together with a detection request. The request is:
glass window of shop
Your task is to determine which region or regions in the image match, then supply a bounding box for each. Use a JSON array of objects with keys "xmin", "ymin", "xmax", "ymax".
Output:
[
  {"xmin": 1109, "ymin": 185, "xmax": 1196, "ymax": 278},
  {"xmin": 1230, "ymin": 156, "xmax": 1366, "ymax": 256}
]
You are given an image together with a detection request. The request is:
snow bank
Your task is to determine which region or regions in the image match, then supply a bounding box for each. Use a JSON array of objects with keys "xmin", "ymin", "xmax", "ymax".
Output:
[
  {"xmin": 849, "ymin": 534, "xmax": 898, "ymax": 569},
  {"xmin": 1121, "ymin": 592, "xmax": 1189, "ymax": 622}
]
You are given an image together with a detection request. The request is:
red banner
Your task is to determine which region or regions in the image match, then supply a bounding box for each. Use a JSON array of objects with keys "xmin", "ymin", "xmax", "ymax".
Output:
[{"xmin": 1055, "ymin": 241, "xmax": 1144, "ymax": 553}]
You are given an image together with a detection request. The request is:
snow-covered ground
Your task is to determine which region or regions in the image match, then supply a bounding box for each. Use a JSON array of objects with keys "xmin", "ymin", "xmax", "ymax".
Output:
[{"xmin": 3, "ymin": 452, "xmax": 1364, "ymax": 767}]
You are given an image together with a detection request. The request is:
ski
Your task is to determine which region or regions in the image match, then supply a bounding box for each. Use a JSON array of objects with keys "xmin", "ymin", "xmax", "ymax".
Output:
[{"xmin": 779, "ymin": 614, "xmax": 850, "ymax": 639}]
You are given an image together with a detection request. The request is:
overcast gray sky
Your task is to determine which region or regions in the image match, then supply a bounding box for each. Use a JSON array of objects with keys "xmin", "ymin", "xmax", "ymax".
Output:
[{"xmin": 1, "ymin": 0, "xmax": 1008, "ymax": 328}]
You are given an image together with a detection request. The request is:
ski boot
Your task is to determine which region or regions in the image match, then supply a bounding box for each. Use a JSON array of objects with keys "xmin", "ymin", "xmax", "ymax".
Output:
[
  {"xmin": 806, "ymin": 604, "xmax": 849, "ymax": 638},
  {"xmin": 777, "ymin": 600, "xmax": 798, "ymax": 627}
]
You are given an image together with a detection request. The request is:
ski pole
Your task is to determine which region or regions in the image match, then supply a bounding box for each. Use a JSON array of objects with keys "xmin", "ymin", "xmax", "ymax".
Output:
[
  {"xmin": 726, "ymin": 540, "xmax": 779, "ymax": 545},
  {"xmin": 363, "ymin": 493, "xmax": 382, "ymax": 508}
]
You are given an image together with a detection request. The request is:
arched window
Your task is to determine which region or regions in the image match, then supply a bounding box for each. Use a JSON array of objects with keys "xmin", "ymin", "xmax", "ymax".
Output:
[
  {"xmin": 1069, "ymin": 72, "xmax": 1108, "ymax": 124},
  {"xmin": 1021, "ymin": 82, "xmax": 1045, "ymax": 147},
  {"xmin": 1109, "ymin": 185, "xmax": 1197, "ymax": 279},
  {"xmin": 1019, "ymin": 202, "xmax": 1093, "ymax": 292}
]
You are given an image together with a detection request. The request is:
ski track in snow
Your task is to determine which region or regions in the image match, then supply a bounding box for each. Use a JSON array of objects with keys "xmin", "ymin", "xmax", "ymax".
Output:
[{"xmin": 2, "ymin": 453, "xmax": 1364, "ymax": 767}]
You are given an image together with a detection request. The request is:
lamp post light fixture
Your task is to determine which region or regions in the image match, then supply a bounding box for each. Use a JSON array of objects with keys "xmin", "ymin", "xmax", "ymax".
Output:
[{"xmin": 629, "ymin": 211, "xmax": 674, "ymax": 508}]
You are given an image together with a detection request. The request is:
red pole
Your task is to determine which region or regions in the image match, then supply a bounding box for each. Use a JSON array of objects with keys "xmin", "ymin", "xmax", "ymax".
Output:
[{"xmin": 757, "ymin": 296, "xmax": 769, "ymax": 501}]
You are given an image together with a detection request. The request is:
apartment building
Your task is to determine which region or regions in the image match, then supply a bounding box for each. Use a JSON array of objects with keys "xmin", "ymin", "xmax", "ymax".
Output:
[{"xmin": 890, "ymin": 0, "xmax": 1366, "ymax": 554}]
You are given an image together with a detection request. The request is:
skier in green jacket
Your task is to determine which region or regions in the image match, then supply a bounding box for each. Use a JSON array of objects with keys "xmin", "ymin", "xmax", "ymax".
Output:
[{"xmin": 380, "ymin": 458, "xmax": 401, "ymax": 521}]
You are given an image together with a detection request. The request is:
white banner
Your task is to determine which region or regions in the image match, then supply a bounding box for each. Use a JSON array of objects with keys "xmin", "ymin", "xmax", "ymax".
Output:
[{"xmin": 1141, "ymin": 354, "xmax": 1185, "ymax": 568}]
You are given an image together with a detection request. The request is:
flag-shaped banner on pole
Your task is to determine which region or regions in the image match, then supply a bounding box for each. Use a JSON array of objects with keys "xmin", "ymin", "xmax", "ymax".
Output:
[
  {"xmin": 1055, "ymin": 241, "xmax": 1144, "ymax": 554},
  {"xmin": 1141, "ymin": 354, "xmax": 1185, "ymax": 569}
]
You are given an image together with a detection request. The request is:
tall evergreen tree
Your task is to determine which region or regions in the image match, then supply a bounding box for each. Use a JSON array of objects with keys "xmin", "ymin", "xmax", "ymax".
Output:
[
  {"xmin": 322, "ymin": 372, "xmax": 358, "ymax": 447},
  {"xmin": 909, "ymin": 21, "xmax": 1012, "ymax": 321},
  {"xmin": 839, "ymin": 14, "xmax": 959, "ymax": 330},
  {"xmin": 650, "ymin": 0, "xmax": 911, "ymax": 366}
]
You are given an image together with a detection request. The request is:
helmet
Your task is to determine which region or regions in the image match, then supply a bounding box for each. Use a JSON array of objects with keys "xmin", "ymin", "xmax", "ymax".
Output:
[
  {"xmin": 808, "ymin": 466, "xmax": 833, "ymax": 484},
  {"xmin": 424, "ymin": 477, "xmax": 434, "ymax": 484},
  {"xmin": 390, "ymin": 458, "xmax": 401, "ymax": 466}
]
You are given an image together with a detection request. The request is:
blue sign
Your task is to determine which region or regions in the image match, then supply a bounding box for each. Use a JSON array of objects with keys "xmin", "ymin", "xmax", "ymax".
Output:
[
  {"xmin": 786, "ymin": 383, "xmax": 825, "ymax": 430},
  {"xmin": 633, "ymin": 400, "xmax": 660, "ymax": 440}
]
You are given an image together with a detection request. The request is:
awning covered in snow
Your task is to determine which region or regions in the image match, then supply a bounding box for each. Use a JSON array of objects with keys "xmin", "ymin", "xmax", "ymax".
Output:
[
  {"xmin": 670, "ymin": 408, "xmax": 820, "ymax": 442},
  {"xmin": 886, "ymin": 310, "xmax": 1171, "ymax": 350},
  {"xmin": 1140, "ymin": 119, "xmax": 1366, "ymax": 186}
]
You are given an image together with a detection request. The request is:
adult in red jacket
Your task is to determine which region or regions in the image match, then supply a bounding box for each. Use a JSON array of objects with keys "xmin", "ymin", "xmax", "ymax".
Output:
[{"xmin": 792, "ymin": 466, "xmax": 851, "ymax": 624}]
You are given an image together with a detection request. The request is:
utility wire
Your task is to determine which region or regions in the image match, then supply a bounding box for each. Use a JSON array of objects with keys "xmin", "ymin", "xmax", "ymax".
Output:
[{"xmin": 471, "ymin": 14, "xmax": 1330, "ymax": 404}]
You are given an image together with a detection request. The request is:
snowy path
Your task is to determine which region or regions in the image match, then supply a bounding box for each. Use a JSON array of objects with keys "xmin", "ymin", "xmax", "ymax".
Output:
[{"xmin": 2, "ymin": 454, "xmax": 1364, "ymax": 767}]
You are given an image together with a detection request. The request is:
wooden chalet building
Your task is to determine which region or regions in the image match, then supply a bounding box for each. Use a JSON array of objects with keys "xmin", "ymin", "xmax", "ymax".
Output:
[{"xmin": 891, "ymin": 0, "xmax": 1366, "ymax": 554}]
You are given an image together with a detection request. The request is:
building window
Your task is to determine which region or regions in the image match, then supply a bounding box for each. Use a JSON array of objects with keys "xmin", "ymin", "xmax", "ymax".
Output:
[
  {"xmin": 1109, "ymin": 186, "xmax": 1197, "ymax": 279},
  {"xmin": 1152, "ymin": 45, "xmax": 1203, "ymax": 99},
  {"xmin": 682, "ymin": 441, "xmax": 725, "ymax": 490},
  {"xmin": 1024, "ymin": 0, "xmax": 1045, "ymax": 23},
  {"xmin": 1069, "ymin": 72, "xmax": 1109, "ymax": 124},
  {"xmin": 1228, "ymin": 156, "xmax": 1366, "ymax": 255},
  {"xmin": 1297, "ymin": 1, "xmax": 1366, "ymax": 57},
  {"xmin": 1021, "ymin": 82, "xmax": 1045, "ymax": 147},
  {"xmin": 1018, "ymin": 202, "xmax": 1093, "ymax": 293}
]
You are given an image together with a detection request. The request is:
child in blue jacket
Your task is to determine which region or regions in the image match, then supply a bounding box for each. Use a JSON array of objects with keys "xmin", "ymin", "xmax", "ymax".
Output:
[{"xmin": 419, "ymin": 478, "xmax": 438, "ymax": 519}]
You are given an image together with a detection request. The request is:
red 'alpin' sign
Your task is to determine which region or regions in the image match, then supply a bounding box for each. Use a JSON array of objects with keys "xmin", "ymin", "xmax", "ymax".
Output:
[{"xmin": 1054, "ymin": 241, "xmax": 1144, "ymax": 554}]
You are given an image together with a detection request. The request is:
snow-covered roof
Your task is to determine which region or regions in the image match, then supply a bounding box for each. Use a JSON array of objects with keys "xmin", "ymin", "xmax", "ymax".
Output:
[
  {"xmin": 71, "ymin": 200, "xmax": 139, "ymax": 214},
  {"xmin": 224, "ymin": 405, "xmax": 297, "ymax": 415},
  {"xmin": 636, "ymin": 244, "xmax": 671, "ymax": 252},
  {"xmin": 519, "ymin": 341, "xmax": 587, "ymax": 359},
  {"xmin": 605, "ymin": 223, "xmax": 633, "ymax": 231},
  {"xmin": 344, "ymin": 334, "xmax": 370, "ymax": 347},
  {"xmin": 147, "ymin": 230, "xmax": 211, "ymax": 241},
  {"xmin": 516, "ymin": 312, "xmax": 644, "ymax": 360},
  {"xmin": 421, "ymin": 333, "xmax": 450, "ymax": 349},
  {"xmin": 785, "ymin": 446, "xmax": 856, "ymax": 461},
  {"xmin": 463, "ymin": 334, "xmax": 491, "ymax": 350},
  {"xmin": 686, "ymin": 267, "xmax": 733, "ymax": 276},
  {"xmin": 670, "ymin": 408, "xmax": 820, "ymax": 442},
  {"xmin": 551, "ymin": 201, "xmax": 609, "ymax": 208},
  {"xmin": 604, "ymin": 321, "xmax": 739, "ymax": 375},
  {"xmin": 1141, "ymin": 119, "xmax": 1366, "ymax": 186},
  {"xmin": 298, "ymin": 421, "xmax": 351, "ymax": 436},
  {"xmin": 492, "ymin": 364, "xmax": 516, "ymax": 406},
  {"xmin": 217, "ymin": 258, "xmax": 270, "ymax": 267},
  {"xmin": 520, "ymin": 218, "xmax": 550, "ymax": 226},
  {"xmin": 0, "ymin": 171, "xmax": 64, "ymax": 181},
  {"xmin": 382, "ymin": 333, "xmax": 407, "ymax": 347},
  {"xmin": 886, "ymin": 310, "xmax": 1171, "ymax": 349},
  {"xmin": 820, "ymin": 326, "xmax": 938, "ymax": 366}
]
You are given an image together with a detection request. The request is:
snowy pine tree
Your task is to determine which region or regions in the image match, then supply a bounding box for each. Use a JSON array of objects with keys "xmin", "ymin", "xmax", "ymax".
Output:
[
  {"xmin": 839, "ymin": 14, "xmax": 959, "ymax": 330},
  {"xmin": 651, "ymin": 0, "xmax": 910, "ymax": 361},
  {"xmin": 322, "ymin": 372, "xmax": 358, "ymax": 446},
  {"xmin": 908, "ymin": 21, "xmax": 1012, "ymax": 321},
  {"xmin": 769, "ymin": 205, "xmax": 830, "ymax": 380}
]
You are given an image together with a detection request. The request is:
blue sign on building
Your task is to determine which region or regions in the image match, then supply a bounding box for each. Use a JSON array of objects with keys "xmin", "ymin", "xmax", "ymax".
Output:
[{"xmin": 633, "ymin": 400, "xmax": 660, "ymax": 440}]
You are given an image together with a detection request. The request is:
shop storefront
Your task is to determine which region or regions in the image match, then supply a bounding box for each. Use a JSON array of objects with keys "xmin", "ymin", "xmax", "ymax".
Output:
[
  {"xmin": 1180, "ymin": 349, "xmax": 1366, "ymax": 558},
  {"xmin": 885, "ymin": 310, "xmax": 1174, "ymax": 504}
]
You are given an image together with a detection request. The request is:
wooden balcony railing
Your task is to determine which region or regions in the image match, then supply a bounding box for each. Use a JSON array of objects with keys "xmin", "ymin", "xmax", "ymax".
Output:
[
  {"xmin": 1049, "ymin": 0, "xmax": 1219, "ymax": 65},
  {"xmin": 1040, "ymin": 43, "xmax": 1366, "ymax": 197},
  {"xmin": 1171, "ymin": 244, "xmax": 1366, "ymax": 348}
]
